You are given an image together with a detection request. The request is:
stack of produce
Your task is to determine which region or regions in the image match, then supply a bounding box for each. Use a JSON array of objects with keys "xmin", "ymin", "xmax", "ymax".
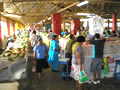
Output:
[{"xmin": 0, "ymin": 34, "xmax": 28, "ymax": 61}]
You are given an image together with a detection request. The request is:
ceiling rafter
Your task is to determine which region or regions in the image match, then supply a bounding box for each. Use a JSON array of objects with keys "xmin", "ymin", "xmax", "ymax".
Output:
[
  {"xmin": 57, "ymin": 1, "xmax": 80, "ymax": 13},
  {"xmin": 37, "ymin": 1, "xmax": 80, "ymax": 25},
  {"xmin": 12, "ymin": 0, "xmax": 78, "ymax": 4},
  {"xmin": 4, "ymin": 2, "xmax": 22, "ymax": 13},
  {"xmin": 12, "ymin": 2, "xmax": 22, "ymax": 14},
  {"xmin": 89, "ymin": 0, "xmax": 120, "ymax": 4},
  {"xmin": 14, "ymin": 2, "xmax": 23, "ymax": 14},
  {"xmin": 25, "ymin": 3, "xmax": 38, "ymax": 15},
  {"xmin": 4, "ymin": 3, "xmax": 11, "ymax": 11}
]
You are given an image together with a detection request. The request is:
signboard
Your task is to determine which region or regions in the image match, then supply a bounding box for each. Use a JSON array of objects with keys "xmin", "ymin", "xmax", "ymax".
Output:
[{"xmin": 89, "ymin": 15, "xmax": 104, "ymax": 35}]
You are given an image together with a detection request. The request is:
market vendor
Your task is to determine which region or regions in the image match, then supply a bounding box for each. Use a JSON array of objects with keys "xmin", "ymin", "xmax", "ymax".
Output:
[
  {"xmin": 47, "ymin": 30, "xmax": 56, "ymax": 40},
  {"xmin": 64, "ymin": 34, "xmax": 76, "ymax": 74},
  {"xmin": 30, "ymin": 30, "xmax": 38, "ymax": 48}
]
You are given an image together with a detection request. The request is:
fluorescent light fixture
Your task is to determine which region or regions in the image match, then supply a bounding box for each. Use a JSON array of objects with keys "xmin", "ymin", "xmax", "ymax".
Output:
[
  {"xmin": 104, "ymin": 19, "xmax": 112, "ymax": 21},
  {"xmin": 87, "ymin": 15, "xmax": 95, "ymax": 18},
  {"xmin": 77, "ymin": 13, "xmax": 94, "ymax": 16},
  {"xmin": 38, "ymin": 21, "xmax": 42, "ymax": 24},
  {"xmin": 77, "ymin": 0, "xmax": 89, "ymax": 7},
  {"xmin": 48, "ymin": 17, "xmax": 51, "ymax": 20},
  {"xmin": 4, "ymin": 14, "xmax": 21, "ymax": 18},
  {"xmin": 43, "ymin": 20, "xmax": 45, "ymax": 22},
  {"xmin": 65, "ymin": 23, "xmax": 70, "ymax": 26},
  {"xmin": 80, "ymin": 19, "xmax": 88, "ymax": 21},
  {"xmin": 69, "ymin": 17, "xmax": 72, "ymax": 19}
]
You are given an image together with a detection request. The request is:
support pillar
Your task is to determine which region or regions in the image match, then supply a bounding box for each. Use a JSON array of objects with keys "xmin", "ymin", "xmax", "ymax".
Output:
[
  {"xmin": 52, "ymin": 13, "xmax": 61, "ymax": 35},
  {"xmin": 107, "ymin": 19, "xmax": 110, "ymax": 31},
  {"xmin": 13, "ymin": 21, "xmax": 15, "ymax": 36},
  {"xmin": 0, "ymin": 15, "xmax": 2, "ymax": 46},
  {"xmin": 71, "ymin": 19, "xmax": 80, "ymax": 35},
  {"xmin": 7, "ymin": 19, "xmax": 10, "ymax": 36},
  {"xmin": 63, "ymin": 21, "xmax": 65, "ymax": 32},
  {"xmin": 112, "ymin": 14, "xmax": 117, "ymax": 31}
]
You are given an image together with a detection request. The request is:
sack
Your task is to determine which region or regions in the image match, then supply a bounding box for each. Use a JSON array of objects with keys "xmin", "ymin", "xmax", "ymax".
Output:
[
  {"xmin": 79, "ymin": 71, "xmax": 88, "ymax": 83},
  {"xmin": 32, "ymin": 60, "xmax": 36, "ymax": 72},
  {"xmin": 32, "ymin": 66, "xmax": 36, "ymax": 72}
]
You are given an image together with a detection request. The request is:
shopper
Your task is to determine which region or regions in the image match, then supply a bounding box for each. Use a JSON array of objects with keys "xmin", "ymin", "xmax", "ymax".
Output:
[
  {"xmin": 48, "ymin": 35, "xmax": 60, "ymax": 72},
  {"xmin": 70, "ymin": 36, "xmax": 85, "ymax": 90},
  {"xmin": 112, "ymin": 31, "xmax": 117, "ymax": 37},
  {"xmin": 90, "ymin": 33, "xmax": 105, "ymax": 84},
  {"xmin": 33, "ymin": 38, "xmax": 49, "ymax": 79},
  {"xmin": 30, "ymin": 30, "xmax": 38, "ymax": 48},
  {"xmin": 47, "ymin": 30, "xmax": 56, "ymax": 40},
  {"xmin": 64, "ymin": 34, "xmax": 76, "ymax": 74},
  {"xmin": 107, "ymin": 30, "xmax": 112, "ymax": 37},
  {"xmin": 76, "ymin": 29, "xmax": 80, "ymax": 36},
  {"xmin": 64, "ymin": 30, "xmax": 69, "ymax": 35}
]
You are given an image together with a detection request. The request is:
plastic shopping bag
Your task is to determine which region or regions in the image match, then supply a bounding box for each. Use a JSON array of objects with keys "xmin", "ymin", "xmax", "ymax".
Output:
[
  {"xmin": 79, "ymin": 71, "xmax": 88, "ymax": 83},
  {"xmin": 32, "ymin": 60, "xmax": 36, "ymax": 72},
  {"xmin": 103, "ymin": 58, "xmax": 109, "ymax": 75},
  {"xmin": 32, "ymin": 66, "xmax": 36, "ymax": 72}
]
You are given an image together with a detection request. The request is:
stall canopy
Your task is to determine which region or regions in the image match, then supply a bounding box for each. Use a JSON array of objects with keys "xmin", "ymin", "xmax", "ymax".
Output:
[{"xmin": 0, "ymin": 0, "xmax": 120, "ymax": 25}]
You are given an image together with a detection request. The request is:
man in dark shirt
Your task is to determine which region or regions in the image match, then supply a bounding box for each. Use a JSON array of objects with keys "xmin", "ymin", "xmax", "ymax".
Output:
[{"xmin": 90, "ymin": 33, "xmax": 105, "ymax": 84}]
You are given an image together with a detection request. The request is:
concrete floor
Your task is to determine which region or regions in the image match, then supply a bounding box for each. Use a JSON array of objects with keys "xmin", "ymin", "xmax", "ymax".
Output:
[
  {"xmin": 17, "ymin": 55, "xmax": 120, "ymax": 90},
  {"xmin": 0, "ymin": 47, "xmax": 120, "ymax": 90},
  {"xmin": 18, "ymin": 56, "xmax": 76, "ymax": 90}
]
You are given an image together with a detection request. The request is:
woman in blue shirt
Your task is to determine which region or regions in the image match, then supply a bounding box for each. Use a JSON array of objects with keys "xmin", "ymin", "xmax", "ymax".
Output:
[
  {"xmin": 48, "ymin": 35, "xmax": 60, "ymax": 72},
  {"xmin": 33, "ymin": 38, "xmax": 49, "ymax": 79}
]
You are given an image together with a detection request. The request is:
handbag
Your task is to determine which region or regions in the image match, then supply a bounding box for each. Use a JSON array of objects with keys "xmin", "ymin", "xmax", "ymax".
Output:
[
  {"xmin": 79, "ymin": 71, "xmax": 88, "ymax": 83},
  {"xmin": 32, "ymin": 60, "xmax": 36, "ymax": 72},
  {"xmin": 32, "ymin": 66, "xmax": 36, "ymax": 72}
]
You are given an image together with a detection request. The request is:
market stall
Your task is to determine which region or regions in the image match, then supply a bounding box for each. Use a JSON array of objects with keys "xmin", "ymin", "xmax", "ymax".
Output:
[
  {"xmin": 82, "ymin": 38, "xmax": 120, "ymax": 80},
  {"xmin": 31, "ymin": 32, "xmax": 120, "ymax": 80},
  {"xmin": 0, "ymin": 33, "xmax": 29, "ymax": 81}
]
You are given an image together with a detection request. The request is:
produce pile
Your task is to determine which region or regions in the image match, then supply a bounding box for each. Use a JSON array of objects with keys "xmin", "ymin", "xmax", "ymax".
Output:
[{"xmin": 0, "ymin": 34, "xmax": 28, "ymax": 61}]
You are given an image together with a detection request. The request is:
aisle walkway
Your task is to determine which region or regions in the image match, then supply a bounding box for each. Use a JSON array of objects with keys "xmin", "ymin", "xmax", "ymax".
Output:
[
  {"xmin": 1, "ymin": 46, "xmax": 119, "ymax": 90},
  {"xmin": 18, "ymin": 56, "xmax": 76, "ymax": 90},
  {"xmin": 17, "ymin": 54, "xmax": 120, "ymax": 90}
]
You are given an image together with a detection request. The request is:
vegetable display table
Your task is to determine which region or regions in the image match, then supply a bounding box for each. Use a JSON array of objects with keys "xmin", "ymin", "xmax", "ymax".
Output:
[{"xmin": 0, "ymin": 57, "xmax": 27, "ymax": 81}]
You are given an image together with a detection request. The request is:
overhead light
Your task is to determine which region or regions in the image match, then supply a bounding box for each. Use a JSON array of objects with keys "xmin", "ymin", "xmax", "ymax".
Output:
[
  {"xmin": 77, "ymin": 0, "xmax": 89, "ymax": 7},
  {"xmin": 69, "ymin": 17, "xmax": 72, "ymax": 19},
  {"xmin": 48, "ymin": 17, "xmax": 51, "ymax": 20},
  {"xmin": 104, "ymin": 19, "xmax": 112, "ymax": 21},
  {"xmin": 43, "ymin": 20, "xmax": 45, "ymax": 22},
  {"xmin": 38, "ymin": 21, "xmax": 42, "ymax": 24},
  {"xmin": 87, "ymin": 14, "xmax": 95, "ymax": 18},
  {"xmin": 80, "ymin": 19, "xmax": 88, "ymax": 21},
  {"xmin": 77, "ymin": 13, "xmax": 94, "ymax": 16},
  {"xmin": 4, "ymin": 14, "xmax": 21, "ymax": 18}
]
